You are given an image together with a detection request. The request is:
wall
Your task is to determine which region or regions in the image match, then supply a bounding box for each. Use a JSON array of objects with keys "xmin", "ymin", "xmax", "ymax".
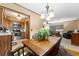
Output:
[
  {"xmin": 64, "ymin": 20, "xmax": 77, "ymax": 31},
  {"xmin": 0, "ymin": 3, "xmax": 43, "ymax": 39},
  {"xmin": 77, "ymin": 20, "xmax": 79, "ymax": 30},
  {"xmin": 63, "ymin": 20, "xmax": 79, "ymax": 32},
  {"xmin": 49, "ymin": 18, "xmax": 79, "ymax": 32}
]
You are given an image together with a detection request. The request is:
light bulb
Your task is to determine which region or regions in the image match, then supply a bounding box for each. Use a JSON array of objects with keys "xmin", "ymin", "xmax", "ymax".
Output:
[
  {"xmin": 40, "ymin": 14, "xmax": 45, "ymax": 19},
  {"xmin": 49, "ymin": 12, "xmax": 54, "ymax": 18},
  {"xmin": 17, "ymin": 14, "xmax": 21, "ymax": 20},
  {"xmin": 46, "ymin": 16, "xmax": 50, "ymax": 20},
  {"xmin": 17, "ymin": 17, "xmax": 21, "ymax": 20}
]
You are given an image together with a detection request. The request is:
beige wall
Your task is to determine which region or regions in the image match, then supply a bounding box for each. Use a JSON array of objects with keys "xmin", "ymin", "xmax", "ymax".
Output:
[
  {"xmin": 77, "ymin": 20, "xmax": 79, "ymax": 30},
  {"xmin": 63, "ymin": 20, "xmax": 79, "ymax": 32},
  {"xmin": 0, "ymin": 3, "xmax": 43, "ymax": 39}
]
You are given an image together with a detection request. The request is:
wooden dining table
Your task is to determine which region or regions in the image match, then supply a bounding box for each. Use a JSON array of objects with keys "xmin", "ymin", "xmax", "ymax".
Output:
[{"xmin": 22, "ymin": 36, "xmax": 60, "ymax": 56}]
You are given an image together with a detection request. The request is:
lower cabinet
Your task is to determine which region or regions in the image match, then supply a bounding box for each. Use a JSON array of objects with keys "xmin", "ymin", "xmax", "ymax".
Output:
[
  {"xmin": 21, "ymin": 32, "xmax": 29, "ymax": 39},
  {"xmin": 71, "ymin": 33, "xmax": 79, "ymax": 45},
  {"xmin": 0, "ymin": 35, "xmax": 12, "ymax": 56}
]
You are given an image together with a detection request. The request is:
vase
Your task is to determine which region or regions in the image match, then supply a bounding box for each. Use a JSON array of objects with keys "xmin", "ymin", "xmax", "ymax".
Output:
[{"xmin": 38, "ymin": 36, "xmax": 49, "ymax": 41}]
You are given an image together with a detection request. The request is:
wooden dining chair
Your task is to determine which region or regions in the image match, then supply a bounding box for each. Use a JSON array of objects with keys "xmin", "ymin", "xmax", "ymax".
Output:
[
  {"xmin": 10, "ymin": 39, "xmax": 35, "ymax": 56},
  {"xmin": 11, "ymin": 46, "xmax": 25, "ymax": 56},
  {"xmin": 11, "ymin": 45, "xmax": 34, "ymax": 56},
  {"xmin": 44, "ymin": 37, "xmax": 62, "ymax": 56}
]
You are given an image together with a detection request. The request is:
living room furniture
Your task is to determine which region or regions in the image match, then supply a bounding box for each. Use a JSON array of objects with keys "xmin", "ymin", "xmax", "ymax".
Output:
[
  {"xmin": 22, "ymin": 37, "xmax": 61, "ymax": 56},
  {"xmin": 71, "ymin": 33, "xmax": 79, "ymax": 45},
  {"xmin": 63, "ymin": 31, "xmax": 73, "ymax": 39}
]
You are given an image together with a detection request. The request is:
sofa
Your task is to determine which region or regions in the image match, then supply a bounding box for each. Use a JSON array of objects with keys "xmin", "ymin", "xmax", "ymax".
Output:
[{"xmin": 63, "ymin": 31, "xmax": 73, "ymax": 39}]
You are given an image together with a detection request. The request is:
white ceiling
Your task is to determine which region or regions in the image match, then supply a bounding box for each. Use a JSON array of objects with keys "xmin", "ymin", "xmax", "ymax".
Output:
[
  {"xmin": 5, "ymin": 9, "xmax": 28, "ymax": 18},
  {"xmin": 18, "ymin": 3, "xmax": 79, "ymax": 18}
]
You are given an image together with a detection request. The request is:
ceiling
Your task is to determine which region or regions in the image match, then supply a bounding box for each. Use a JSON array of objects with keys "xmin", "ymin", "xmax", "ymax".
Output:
[
  {"xmin": 4, "ymin": 9, "xmax": 29, "ymax": 21},
  {"xmin": 5, "ymin": 9, "xmax": 29, "ymax": 17},
  {"xmin": 18, "ymin": 3, "xmax": 79, "ymax": 18}
]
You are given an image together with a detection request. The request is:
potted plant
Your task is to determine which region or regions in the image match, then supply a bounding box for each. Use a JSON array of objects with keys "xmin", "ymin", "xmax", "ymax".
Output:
[{"xmin": 37, "ymin": 28, "xmax": 50, "ymax": 41}]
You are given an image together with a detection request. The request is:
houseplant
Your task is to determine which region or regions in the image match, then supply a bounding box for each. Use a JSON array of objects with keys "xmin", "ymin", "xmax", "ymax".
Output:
[{"xmin": 37, "ymin": 28, "xmax": 50, "ymax": 41}]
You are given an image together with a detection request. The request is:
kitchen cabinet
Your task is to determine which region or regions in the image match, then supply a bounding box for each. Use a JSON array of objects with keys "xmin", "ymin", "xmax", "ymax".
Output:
[
  {"xmin": 0, "ymin": 7, "xmax": 4, "ymax": 25},
  {"xmin": 21, "ymin": 21, "xmax": 30, "ymax": 39},
  {"xmin": 0, "ymin": 6, "xmax": 30, "ymax": 39},
  {"xmin": 71, "ymin": 33, "xmax": 79, "ymax": 45},
  {"xmin": 0, "ymin": 34, "xmax": 12, "ymax": 56},
  {"xmin": 21, "ymin": 32, "xmax": 28, "ymax": 39}
]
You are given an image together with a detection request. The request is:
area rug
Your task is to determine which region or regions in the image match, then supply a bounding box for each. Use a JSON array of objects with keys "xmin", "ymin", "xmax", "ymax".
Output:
[
  {"xmin": 64, "ymin": 48, "xmax": 79, "ymax": 56},
  {"xmin": 58, "ymin": 46, "xmax": 79, "ymax": 56}
]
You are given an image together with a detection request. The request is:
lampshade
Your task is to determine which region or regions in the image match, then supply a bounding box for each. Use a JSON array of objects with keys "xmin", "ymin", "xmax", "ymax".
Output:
[{"xmin": 49, "ymin": 11, "xmax": 54, "ymax": 18}]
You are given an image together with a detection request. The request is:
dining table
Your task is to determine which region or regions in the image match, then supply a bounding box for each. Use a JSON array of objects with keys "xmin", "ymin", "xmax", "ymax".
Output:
[{"xmin": 22, "ymin": 36, "xmax": 60, "ymax": 56}]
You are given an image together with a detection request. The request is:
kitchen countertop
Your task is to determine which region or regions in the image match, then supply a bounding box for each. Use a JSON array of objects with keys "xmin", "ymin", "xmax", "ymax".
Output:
[{"xmin": 0, "ymin": 32, "xmax": 12, "ymax": 36}]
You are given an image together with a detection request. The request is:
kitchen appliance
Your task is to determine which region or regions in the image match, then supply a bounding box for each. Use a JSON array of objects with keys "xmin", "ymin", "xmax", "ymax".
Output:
[
  {"xmin": 0, "ymin": 25, "xmax": 7, "ymax": 32},
  {"xmin": 11, "ymin": 22, "xmax": 22, "ymax": 46},
  {"xmin": 12, "ymin": 22, "xmax": 22, "ymax": 40}
]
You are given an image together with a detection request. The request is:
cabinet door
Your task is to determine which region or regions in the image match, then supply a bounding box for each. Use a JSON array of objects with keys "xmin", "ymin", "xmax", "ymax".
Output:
[
  {"xmin": 0, "ymin": 35, "xmax": 12, "ymax": 56},
  {"xmin": 72, "ymin": 33, "xmax": 79, "ymax": 45},
  {"xmin": 0, "ymin": 7, "xmax": 3, "ymax": 25},
  {"xmin": 5, "ymin": 35, "xmax": 12, "ymax": 55},
  {"xmin": 0, "ymin": 36, "xmax": 6, "ymax": 55},
  {"xmin": 0, "ymin": 36, "xmax": 4, "ymax": 55}
]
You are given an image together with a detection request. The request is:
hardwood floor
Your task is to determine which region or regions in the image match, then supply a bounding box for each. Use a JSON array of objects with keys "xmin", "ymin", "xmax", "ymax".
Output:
[{"xmin": 64, "ymin": 48, "xmax": 79, "ymax": 56}]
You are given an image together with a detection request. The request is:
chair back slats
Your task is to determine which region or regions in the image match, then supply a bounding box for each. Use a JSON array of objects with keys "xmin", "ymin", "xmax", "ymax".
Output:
[
  {"xmin": 22, "ymin": 47, "xmax": 24, "ymax": 56},
  {"xmin": 11, "ymin": 46, "xmax": 34, "ymax": 56},
  {"xmin": 17, "ymin": 50, "xmax": 20, "ymax": 56},
  {"xmin": 44, "ymin": 37, "xmax": 62, "ymax": 56},
  {"xmin": 11, "ymin": 46, "xmax": 25, "ymax": 56}
]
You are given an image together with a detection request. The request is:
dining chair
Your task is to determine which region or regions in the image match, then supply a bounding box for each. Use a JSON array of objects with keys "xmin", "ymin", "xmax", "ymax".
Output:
[
  {"xmin": 5, "ymin": 47, "xmax": 11, "ymax": 56},
  {"xmin": 11, "ymin": 46, "xmax": 25, "ymax": 56},
  {"xmin": 44, "ymin": 37, "xmax": 62, "ymax": 56},
  {"xmin": 11, "ymin": 45, "xmax": 34, "ymax": 56}
]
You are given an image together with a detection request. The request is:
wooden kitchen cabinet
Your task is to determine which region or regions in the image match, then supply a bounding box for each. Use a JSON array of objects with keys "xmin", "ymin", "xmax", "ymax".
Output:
[
  {"xmin": 0, "ymin": 35, "xmax": 12, "ymax": 56},
  {"xmin": 71, "ymin": 33, "xmax": 79, "ymax": 45},
  {"xmin": 21, "ymin": 32, "xmax": 29, "ymax": 39},
  {"xmin": 0, "ymin": 7, "xmax": 4, "ymax": 25},
  {"xmin": 21, "ymin": 21, "xmax": 30, "ymax": 39}
]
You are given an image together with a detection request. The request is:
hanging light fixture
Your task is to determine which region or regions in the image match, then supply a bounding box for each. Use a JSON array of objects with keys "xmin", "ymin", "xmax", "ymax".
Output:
[
  {"xmin": 40, "ymin": 13, "xmax": 45, "ymax": 19},
  {"xmin": 17, "ymin": 14, "xmax": 22, "ymax": 20},
  {"xmin": 40, "ymin": 3, "xmax": 54, "ymax": 21}
]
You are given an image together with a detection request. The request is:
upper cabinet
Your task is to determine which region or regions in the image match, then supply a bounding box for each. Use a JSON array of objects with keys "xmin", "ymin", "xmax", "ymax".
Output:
[{"xmin": 0, "ymin": 7, "xmax": 4, "ymax": 25}]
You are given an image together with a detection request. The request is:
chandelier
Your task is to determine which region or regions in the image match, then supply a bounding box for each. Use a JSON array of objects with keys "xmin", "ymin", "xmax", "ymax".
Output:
[{"xmin": 40, "ymin": 3, "xmax": 54, "ymax": 23}]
